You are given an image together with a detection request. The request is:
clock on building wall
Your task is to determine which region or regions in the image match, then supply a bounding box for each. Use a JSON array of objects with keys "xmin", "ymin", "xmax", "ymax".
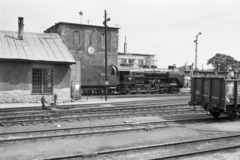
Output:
[{"xmin": 88, "ymin": 47, "xmax": 94, "ymax": 54}]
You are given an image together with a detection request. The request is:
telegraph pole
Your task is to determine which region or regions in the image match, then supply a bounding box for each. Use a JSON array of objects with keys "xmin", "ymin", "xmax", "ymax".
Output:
[{"xmin": 103, "ymin": 10, "xmax": 110, "ymax": 101}]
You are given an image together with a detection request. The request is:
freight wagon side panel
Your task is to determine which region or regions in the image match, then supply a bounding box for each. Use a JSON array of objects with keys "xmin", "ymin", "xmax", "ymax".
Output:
[
  {"xmin": 238, "ymin": 83, "xmax": 240, "ymax": 104},
  {"xmin": 191, "ymin": 77, "xmax": 224, "ymax": 106},
  {"xmin": 226, "ymin": 81, "xmax": 234, "ymax": 105},
  {"xmin": 210, "ymin": 78, "xmax": 224, "ymax": 107},
  {"xmin": 202, "ymin": 78, "xmax": 210, "ymax": 103},
  {"xmin": 225, "ymin": 80, "xmax": 240, "ymax": 105},
  {"xmin": 192, "ymin": 78, "xmax": 203, "ymax": 103}
]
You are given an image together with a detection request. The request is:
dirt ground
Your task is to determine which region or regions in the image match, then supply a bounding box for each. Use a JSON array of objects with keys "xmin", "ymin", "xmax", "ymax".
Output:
[{"xmin": 1, "ymin": 115, "xmax": 240, "ymax": 160}]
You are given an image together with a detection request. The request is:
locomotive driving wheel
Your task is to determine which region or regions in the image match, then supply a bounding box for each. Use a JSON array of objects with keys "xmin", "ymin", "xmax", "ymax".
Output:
[{"xmin": 226, "ymin": 106, "xmax": 238, "ymax": 121}]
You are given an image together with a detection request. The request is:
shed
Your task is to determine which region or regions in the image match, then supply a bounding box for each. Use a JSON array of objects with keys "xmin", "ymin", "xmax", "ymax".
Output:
[{"xmin": 0, "ymin": 29, "xmax": 75, "ymax": 103}]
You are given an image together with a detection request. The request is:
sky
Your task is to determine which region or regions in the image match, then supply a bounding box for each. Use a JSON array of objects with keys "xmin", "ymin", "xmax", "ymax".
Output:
[{"xmin": 1, "ymin": 0, "xmax": 240, "ymax": 68}]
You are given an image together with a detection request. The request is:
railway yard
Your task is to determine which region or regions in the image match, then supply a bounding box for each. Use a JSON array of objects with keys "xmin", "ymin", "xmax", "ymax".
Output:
[
  {"xmin": 1, "ymin": 94, "xmax": 240, "ymax": 160},
  {"xmin": 1, "ymin": 1, "xmax": 240, "ymax": 159}
]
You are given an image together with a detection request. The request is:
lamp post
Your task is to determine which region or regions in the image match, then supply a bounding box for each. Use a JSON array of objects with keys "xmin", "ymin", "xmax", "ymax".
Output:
[
  {"xmin": 103, "ymin": 10, "xmax": 110, "ymax": 101},
  {"xmin": 194, "ymin": 32, "xmax": 201, "ymax": 70}
]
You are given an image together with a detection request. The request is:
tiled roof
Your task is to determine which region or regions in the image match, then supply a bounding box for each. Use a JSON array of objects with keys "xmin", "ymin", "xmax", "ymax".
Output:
[{"xmin": 0, "ymin": 31, "xmax": 75, "ymax": 64}]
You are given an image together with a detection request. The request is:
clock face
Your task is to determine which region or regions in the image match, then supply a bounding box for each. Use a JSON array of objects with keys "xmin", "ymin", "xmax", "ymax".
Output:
[{"xmin": 88, "ymin": 47, "xmax": 94, "ymax": 54}]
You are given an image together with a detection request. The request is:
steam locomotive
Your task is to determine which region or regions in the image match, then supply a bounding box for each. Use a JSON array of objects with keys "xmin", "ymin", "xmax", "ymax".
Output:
[
  {"xmin": 81, "ymin": 67, "xmax": 185, "ymax": 95},
  {"xmin": 117, "ymin": 68, "xmax": 185, "ymax": 94}
]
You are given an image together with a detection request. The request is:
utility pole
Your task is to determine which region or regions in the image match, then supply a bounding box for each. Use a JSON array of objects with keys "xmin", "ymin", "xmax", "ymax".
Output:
[
  {"xmin": 103, "ymin": 10, "xmax": 110, "ymax": 101},
  {"xmin": 194, "ymin": 32, "xmax": 202, "ymax": 70}
]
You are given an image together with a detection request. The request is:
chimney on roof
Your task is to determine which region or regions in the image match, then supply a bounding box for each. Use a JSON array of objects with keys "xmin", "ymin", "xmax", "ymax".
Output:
[
  {"xmin": 124, "ymin": 36, "xmax": 127, "ymax": 53},
  {"xmin": 18, "ymin": 17, "xmax": 24, "ymax": 40}
]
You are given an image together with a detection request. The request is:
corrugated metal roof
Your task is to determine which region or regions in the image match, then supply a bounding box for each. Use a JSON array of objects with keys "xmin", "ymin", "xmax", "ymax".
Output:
[{"xmin": 0, "ymin": 30, "xmax": 75, "ymax": 64}]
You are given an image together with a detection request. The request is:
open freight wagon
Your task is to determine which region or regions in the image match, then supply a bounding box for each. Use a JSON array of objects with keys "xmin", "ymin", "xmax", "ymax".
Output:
[{"xmin": 188, "ymin": 76, "xmax": 240, "ymax": 121}]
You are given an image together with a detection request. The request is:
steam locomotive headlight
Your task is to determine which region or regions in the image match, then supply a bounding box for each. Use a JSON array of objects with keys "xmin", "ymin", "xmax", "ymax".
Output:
[{"xmin": 128, "ymin": 77, "xmax": 132, "ymax": 81}]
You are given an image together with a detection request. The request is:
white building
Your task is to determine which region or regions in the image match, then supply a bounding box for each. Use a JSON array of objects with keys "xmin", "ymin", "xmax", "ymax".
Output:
[{"xmin": 117, "ymin": 52, "xmax": 157, "ymax": 69}]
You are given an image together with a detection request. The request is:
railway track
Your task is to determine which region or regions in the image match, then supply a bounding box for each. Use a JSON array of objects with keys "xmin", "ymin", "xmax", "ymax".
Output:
[
  {"xmin": 0, "ymin": 101, "xmax": 193, "ymax": 117},
  {"xmin": 0, "ymin": 103, "xmax": 204, "ymax": 126},
  {"xmin": 81, "ymin": 93, "xmax": 190, "ymax": 99},
  {"xmin": 0, "ymin": 117, "xmax": 224, "ymax": 144},
  {"xmin": 0, "ymin": 97, "xmax": 189, "ymax": 112},
  {"xmin": 43, "ymin": 132, "xmax": 240, "ymax": 160}
]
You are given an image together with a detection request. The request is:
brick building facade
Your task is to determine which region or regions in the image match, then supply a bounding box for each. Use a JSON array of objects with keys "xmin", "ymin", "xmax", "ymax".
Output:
[{"xmin": 45, "ymin": 22, "xmax": 119, "ymax": 97}]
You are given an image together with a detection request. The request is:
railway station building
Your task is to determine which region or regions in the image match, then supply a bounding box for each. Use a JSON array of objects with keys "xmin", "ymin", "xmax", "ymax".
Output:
[
  {"xmin": 45, "ymin": 22, "xmax": 119, "ymax": 98},
  {"xmin": 0, "ymin": 18, "xmax": 75, "ymax": 103}
]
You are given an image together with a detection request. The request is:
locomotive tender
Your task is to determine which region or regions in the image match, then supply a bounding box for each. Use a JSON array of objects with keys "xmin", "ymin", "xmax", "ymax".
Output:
[{"xmin": 189, "ymin": 74, "xmax": 240, "ymax": 121}]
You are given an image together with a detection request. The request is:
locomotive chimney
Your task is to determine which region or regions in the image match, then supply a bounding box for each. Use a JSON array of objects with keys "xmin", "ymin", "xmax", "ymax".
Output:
[
  {"xmin": 18, "ymin": 17, "xmax": 24, "ymax": 40},
  {"xmin": 124, "ymin": 36, "xmax": 127, "ymax": 53}
]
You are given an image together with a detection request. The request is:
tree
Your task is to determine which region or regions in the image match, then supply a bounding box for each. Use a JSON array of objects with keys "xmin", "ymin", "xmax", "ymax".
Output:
[
  {"xmin": 207, "ymin": 53, "xmax": 239, "ymax": 71},
  {"xmin": 232, "ymin": 61, "xmax": 240, "ymax": 72}
]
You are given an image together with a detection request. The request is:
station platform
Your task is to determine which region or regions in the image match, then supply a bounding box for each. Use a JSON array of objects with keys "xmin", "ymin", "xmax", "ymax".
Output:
[{"xmin": 0, "ymin": 94, "xmax": 190, "ymax": 109}]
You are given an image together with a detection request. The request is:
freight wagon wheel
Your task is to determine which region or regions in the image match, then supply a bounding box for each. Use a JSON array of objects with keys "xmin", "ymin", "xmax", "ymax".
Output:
[
  {"xmin": 226, "ymin": 106, "xmax": 238, "ymax": 121},
  {"xmin": 209, "ymin": 111, "xmax": 221, "ymax": 119}
]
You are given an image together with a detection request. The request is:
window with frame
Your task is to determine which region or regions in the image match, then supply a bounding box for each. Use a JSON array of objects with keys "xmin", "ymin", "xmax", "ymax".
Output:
[
  {"xmin": 145, "ymin": 60, "xmax": 150, "ymax": 66},
  {"xmin": 74, "ymin": 31, "xmax": 80, "ymax": 45},
  {"xmin": 129, "ymin": 59, "xmax": 134, "ymax": 64},
  {"xmin": 121, "ymin": 59, "xmax": 127, "ymax": 64},
  {"xmin": 138, "ymin": 59, "xmax": 144, "ymax": 66},
  {"xmin": 32, "ymin": 69, "xmax": 53, "ymax": 94}
]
